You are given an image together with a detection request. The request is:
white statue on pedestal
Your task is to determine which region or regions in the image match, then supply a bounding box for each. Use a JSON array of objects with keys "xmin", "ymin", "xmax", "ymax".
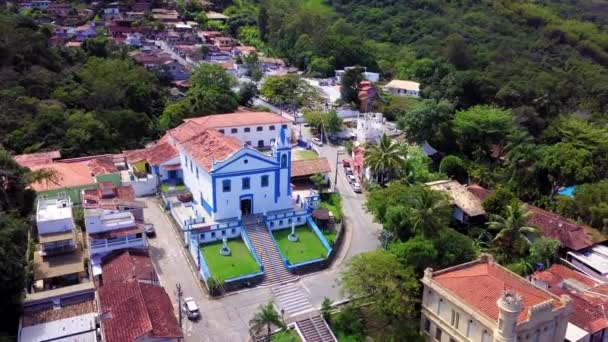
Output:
[
  {"xmin": 220, "ymin": 236, "xmax": 231, "ymax": 256},
  {"xmin": 288, "ymin": 222, "xmax": 298, "ymax": 242}
]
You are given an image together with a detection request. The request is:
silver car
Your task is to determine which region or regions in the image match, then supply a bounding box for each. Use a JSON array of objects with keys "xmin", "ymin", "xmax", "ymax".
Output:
[{"xmin": 182, "ymin": 297, "xmax": 200, "ymax": 320}]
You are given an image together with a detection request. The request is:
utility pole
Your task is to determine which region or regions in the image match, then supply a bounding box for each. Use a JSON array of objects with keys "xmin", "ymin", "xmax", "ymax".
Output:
[{"xmin": 176, "ymin": 283, "xmax": 183, "ymax": 328}]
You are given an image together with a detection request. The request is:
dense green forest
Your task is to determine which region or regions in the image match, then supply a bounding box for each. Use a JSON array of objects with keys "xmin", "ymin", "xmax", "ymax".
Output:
[{"xmin": 0, "ymin": 13, "xmax": 166, "ymax": 157}]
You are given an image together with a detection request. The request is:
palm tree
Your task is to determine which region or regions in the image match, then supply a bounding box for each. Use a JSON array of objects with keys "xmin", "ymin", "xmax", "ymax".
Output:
[
  {"xmin": 249, "ymin": 301, "xmax": 286, "ymax": 341},
  {"xmin": 410, "ymin": 189, "xmax": 452, "ymax": 238},
  {"xmin": 364, "ymin": 134, "xmax": 407, "ymax": 185},
  {"xmin": 488, "ymin": 204, "xmax": 538, "ymax": 257},
  {"xmin": 504, "ymin": 130, "xmax": 538, "ymax": 180}
]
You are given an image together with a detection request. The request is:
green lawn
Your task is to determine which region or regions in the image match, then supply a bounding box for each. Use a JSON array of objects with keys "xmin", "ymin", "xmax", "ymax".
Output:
[
  {"xmin": 271, "ymin": 329, "xmax": 302, "ymax": 342},
  {"xmin": 273, "ymin": 226, "xmax": 328, "ymax": 264},
  {"xmin": 161, "ymin": 183, "xmax": 186, "ymax": 193},
  {"xmin": 293, "ymin": 149, "xmax": 318, "ymax": 161},
  {"xmin": 322, "ymin": 229, "xmax": 337, "ymax": 245},
  {"xmin": 200, "ymin": 239, "xmax": 260, "ymax": 281}
]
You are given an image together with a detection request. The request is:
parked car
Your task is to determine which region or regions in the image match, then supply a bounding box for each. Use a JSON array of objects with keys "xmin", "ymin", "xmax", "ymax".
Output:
[
  {"xmin": 312, "ymin": 137, "xmax": 323, "ymax": 146},
  {"xmin": 144, "ymin": 223, "xmax": 155, "ymax": 237},
  {"xmin": 182, "ymin": 297, "xmax": 200, "ymax": 320},
  {"xmin": 347, "ymin": 175, "xmax": 356, "ymax": 184},
  {"xmin": 344, "ymin": 167, "xmax": 353, "ymax": 175},
  {"xmin": 342, "ymin": 159, "xmax": 351, "ymax": 167},
  {"xmin": 352, "ymin": 182, "xmax": 362, "ymax": 193}
]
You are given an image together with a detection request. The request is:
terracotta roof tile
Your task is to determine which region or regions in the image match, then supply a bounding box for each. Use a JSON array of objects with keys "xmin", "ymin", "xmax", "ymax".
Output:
[
  {"xmin": 525, "ymin": 205, "xmax": 592, "ymax": 251},
  {"xmin": 433, "ymin": 258, "xmax": 563, "ymax": 324},
  {"xmin": 101, "ymin": 250, "xmax": 157, "ymax": 285},
  {"xmin": 125, "ymin": 142, "xmax": 179, "ymax": 166},
  {"xmin": 467, "ymin": 185, "xmax": 592, "ymax": 251},
  {"xmin": 532, "ymin": 265, "xmax": 608, "ymax": 334},
  {"xmin": 29, "ymin": 162, "xmax": 95, "ymax": 191},
  {"xmin": 183, "ymin": 111, "xmax": 291, "ymax": 129},
  {"xmin": 14, "ymin": 150, "xmax": 61, "ymax": 167},
  {"xmin": 99, "ymin": 251, "xmax": 182, "ymax": 342},
  {"xmin": 182, "ymin": 129, "xmax": 242, "ymax": 171},
  {"xmin": 291, "ymin": 158, "xmax": 331, "ymax": 178}
]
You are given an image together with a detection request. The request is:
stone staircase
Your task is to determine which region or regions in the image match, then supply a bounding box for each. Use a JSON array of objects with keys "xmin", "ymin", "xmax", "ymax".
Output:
[
  {"xmin": 243, "ymin": 218, "xmax": 297, "ymax": 286},
  {"xmin": 295, "ymin": 315, "xmax": 337, "ymax": 342}
]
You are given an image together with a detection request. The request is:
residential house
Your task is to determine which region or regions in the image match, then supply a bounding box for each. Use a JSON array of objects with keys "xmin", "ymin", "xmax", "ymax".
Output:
[
  {"xmin": 131, "ymin": 0, "xmax": 152, "ymax": 12},
  {"xmin": 531, "ymin": 264, "xmax": 608, "ymax": 342},
  {"xmin": 103, "ymin": 2, "xmax": 121, "ymax": 20},
  {"xmin": 15, "ymin": 153, "xmax": 123, "ymax": 204},
  {"xmin": 467, "ymin": 184, "xmax": 594, "ymax": 253},
  {"xmin": 47, "ymin": 2, "xmax": 72, "ymax": 17},
  {"xmin": 125, "ymin": 32, "xmax": 143, "ymax": 47},
  {"xmin": 426, "ymin": 180, "xmax": 487, "ymax": 224},
  {"xmin": 335, "ymin": 66, "xmax": 380, "ymax": 83},
  {"xmin": 566, "ymin": 245, "xmax": 608, "ymax": 282},
  {"xmin": 18, "ymin": 283, "xmax": 98, "ymax": 342},
  {"xmin": 206, "ymin": 11, "xmax": 229, "ymax": 22},
  {"xmin": 421, "ymin": 254, "xmax": 572, "ymax": 342},
  {"xmin": 97, "ymin": 250, "xmax": 183, "ymax": 342},
  {"xmin": 232, "ymin": 45, "xmax": 256, "ymax": 58},
  {"xmin": 74, "ymin": 22, "xmax": 97, "ymax": 41},
  {"xmin": 19, "ymin": 0, "xmax": 51, "ymax": 10},
  {"xmin": 151, "ymin": 8, "xmax": 179, "ymax": 23},
  {"xmin": 33, "ymin": 195, "xmax": 88, "ymax": 292},
  {"xmin": 384, "ymin": 79, "xmax": 421, "ymax": 97},
  {"xmin": 260, "ymin": 57, "xmax": 286, "ymax": 73}
]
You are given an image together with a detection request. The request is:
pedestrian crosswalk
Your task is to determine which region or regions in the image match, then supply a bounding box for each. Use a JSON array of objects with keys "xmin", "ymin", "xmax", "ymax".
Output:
[{"xmin": 271, "ymin": 283, "xmax": 315, "ymax": 318}]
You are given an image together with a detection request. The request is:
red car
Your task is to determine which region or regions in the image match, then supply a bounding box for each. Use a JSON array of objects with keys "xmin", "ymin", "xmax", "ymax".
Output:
[{"xmin": 342, "ymin": 160, "xmax": 351, "ymax": 167}]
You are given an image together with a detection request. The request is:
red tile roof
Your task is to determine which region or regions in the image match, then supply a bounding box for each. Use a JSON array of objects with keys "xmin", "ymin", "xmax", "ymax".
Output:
[
  {"xmin": 432, "ymin": 257, "xmax": 564, "ymax": 324},
  {"xmin": 99, "ymin": 250, "xmax": 182, "ymax": 342},
  {"xmin": 525, "ymin": 205, "xmax": 592, "ymax": 251},
  {"xmin": 466, "ymin": 184, "xmax": 491, "ymax": 200},
  {"xmin": 125, "ymin": 142, "xmax": 179, "ymax": 166},
  {"xmin": 101, "ymin": 250, "xmax": 157, "ymax": 285},
  {"xmin": 467, "ymin": 185, "xmax": 592, "ymax": 251},
  {"xmin": 183, "ymin": 111, "xmax": 291, "ymax": 129},
  {"xmin": 82, "ymin": 184, "xmax": 138, "ymax": 209},
  {"xmin": 291, "ymin": 158, "xmax": 331, "ymax": 178},
  {"xmin": 14, "ymin": 150, "xmax": 61, "ymax": 167},
  {"xmin": 29, "ymin": 161, "xmax": 95, "ymax": 191},
  {"xmin": 182, "ymin": 129, "xmax": 242, "ymax": 171},
  {"xmin": 532, "ymin": 265, "xmax": 608, "ymax": 334}
]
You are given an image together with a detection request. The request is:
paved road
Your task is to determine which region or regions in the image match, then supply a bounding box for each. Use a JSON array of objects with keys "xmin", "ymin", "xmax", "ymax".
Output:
[
  {"xmin": 143, "ymin": 137, "xmax": 380, "ymax": 341},
  {"xmin": 155, "ymin": 40, "xmax": 194, "ymax": 68}
]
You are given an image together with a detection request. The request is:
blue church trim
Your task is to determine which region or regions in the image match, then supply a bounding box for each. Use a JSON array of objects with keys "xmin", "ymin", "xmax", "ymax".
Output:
[
  {"xmin": 201, "ymin": 195, "xmax": 213, "ymax": 215},
  {"xmin": 212, "ymin": 151, "xmax": 278, "ymax": 173},
  {"xmin": 211, "ymin": 175, "xmax": 217, "ymax": 213},
  {"xmin": 274, "ymin": 169, "xmax": 280, "ymax": 203},
  {"xmin": 212, "ymin": 167, "xmax": 278, "ymax": 179}
]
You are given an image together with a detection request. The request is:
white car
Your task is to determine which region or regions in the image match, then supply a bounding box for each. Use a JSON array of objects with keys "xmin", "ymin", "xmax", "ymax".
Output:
[
  {"xmin": 344, "ymin": 167, "xmax": 353, "ymax": 175},
  {"xmin": 182, "ymin": 297, "xmax": 200, "ymax": 320},
  {"xmin": 312, "ymin": 138, "xmax": 323, "ymax": 146},
  {"xmin": 352, "ymin": 182, "xmax": 362, "ymax": 193},
  {"xmin": 347, "ymin": 175, "xmax": 356, "ymax": 184}
]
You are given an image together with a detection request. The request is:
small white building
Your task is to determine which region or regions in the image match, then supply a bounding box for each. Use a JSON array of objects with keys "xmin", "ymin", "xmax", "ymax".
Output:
[
  {"xmin": 421, "ymin": 254, "xmax": 572, "ymax": 342},
  {"xmin": 86, "ymin": 210, "xmax": 146, "ymax": 261},
  {"xmin": 355, "ymin": 112, "xmax": 400, "ymax": 145},
  {"xmin": 383, "ymin": 79, "xmax": 420, "ymax": 97},
  {"xmin": 36, "ymin": 195, "xmax": 77, "ymax": 256}
]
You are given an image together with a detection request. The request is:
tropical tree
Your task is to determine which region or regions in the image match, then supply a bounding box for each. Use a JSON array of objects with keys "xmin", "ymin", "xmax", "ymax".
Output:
[
  {"xmin": 364, "ymin": 134, "xmax": 407, "ymax": 185},
  {"xmin": 488, "ymin": 204, "xmax": 538, "ymax": 257},
  {"xmin": 341, "ymin": 250, "xmax": 419, "ymax": 323},
  {"xmin": 410, "ymin": 189, "xmax": 452, "ymax": 238},
  {"xmin": 249, "ymin": 301, "xmax": 286, "ymax": 341}
]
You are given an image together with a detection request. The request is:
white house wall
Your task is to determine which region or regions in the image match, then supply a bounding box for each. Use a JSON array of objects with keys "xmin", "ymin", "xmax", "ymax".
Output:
[{"xmin": 218, "ymin": 123, "xmax": 291, "ymax": 149}]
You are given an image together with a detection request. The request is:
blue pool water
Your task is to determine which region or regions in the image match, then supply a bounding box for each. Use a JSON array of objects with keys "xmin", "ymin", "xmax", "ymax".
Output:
[{"xmin": 558, "ymin": 186, "xmax": 576, "ymax": 197}]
